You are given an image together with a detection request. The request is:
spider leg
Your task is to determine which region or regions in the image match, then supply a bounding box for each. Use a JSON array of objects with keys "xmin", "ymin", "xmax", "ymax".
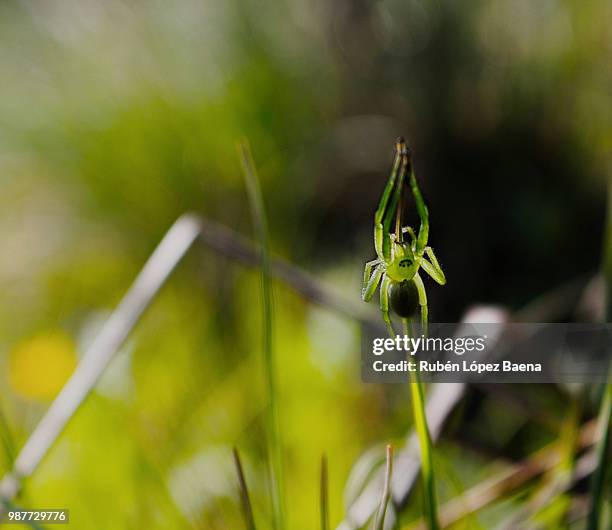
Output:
[
  {"xmin": 409, "ymin": 161, "xmax": 429, "ymax": 254},
  {"xmin": 363, "ymin": 258, "xmax": 382, "ymax": 285},
  {"xmin": 420, "ymin": 246, "xmax": 446, "ymax": 285},
  {"xmin": 362, "ymin": 261, "xmax": 384, "ymax": 302},
  {"xmin": 402, "ymin": 226, "xmax": 417, "ymax": 249},
  {"xmin": 413, "ymin": 273, "xmax": 428, "ymax": 336},
  {"xmin": 374, "ymin": 139, "xmax": 409, "ymax": 260},
  {"xmin": 380, "ymin": 274, "xmax": 396, "ymax": 336}
]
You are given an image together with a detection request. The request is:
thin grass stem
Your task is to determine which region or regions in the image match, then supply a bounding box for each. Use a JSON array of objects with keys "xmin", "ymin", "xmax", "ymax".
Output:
[
  {"xmin": 402, "ymin": 318, "xmax": 439, "ymax": 530},
  {"xmin": 320, "ymin": 454, "xmax": 329, "ymax": 530},
  {"xmin": 0, "ymin": 404, "xmax": 16, "ymax": 469},
  {"xmin": 587, "ymin": 383, "xmax": 611, "ymax": 530},
  {"xmin": 373, "ymin": 445, "xmax": 394, "ymax": 530},
  {"xmin": 233, "ymin": 448, "xmax": 257, "ymax": 530},
  {"xmin": 238, "ymin": 140, "xmax": 286, "ymax": 530},
  {"xmin": 587, "ymin": 169, "xmax": 612, "ymax": 530}
]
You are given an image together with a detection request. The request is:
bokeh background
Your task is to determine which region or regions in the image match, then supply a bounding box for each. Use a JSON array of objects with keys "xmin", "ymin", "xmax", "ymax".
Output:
[{"xmin": 0, "ymin": 0, "xmax": 610, "ymax": 529}]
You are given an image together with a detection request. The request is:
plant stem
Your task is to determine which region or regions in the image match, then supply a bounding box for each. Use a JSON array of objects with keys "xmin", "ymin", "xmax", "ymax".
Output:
[
  {"xmin": 373, "ymin": 445, "xmax": 394, "ymax": 530},
  {"xmin": 586, "ymin": 171, "xmax": 612, "ymax": 530},
  {"xmin": 587, "ymin": 383, "xmax": 611, "ymax": 530},
  {"xmin": 0, "ymin": 403, "xmax": 16, "ymax": 469},
  {"xmin": 239, "ymin": 140, "xmax": 286, "ymax": 530},
  {"xmin": 402, "ymin": 319, "xmax": 439, "ymax": 530},
  {"xmin": 320, "ymin": 455, "xmax": 329, "ymax": 530},
  {"xmin": 233, "ymin": 448, "xmax": 257, "ymax": 530}
]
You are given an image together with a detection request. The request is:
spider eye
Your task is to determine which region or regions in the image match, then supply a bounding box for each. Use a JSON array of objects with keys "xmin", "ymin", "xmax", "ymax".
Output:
[{"xmin": 399, "ymin": 259, "xmax": 412, "ymax": 268}]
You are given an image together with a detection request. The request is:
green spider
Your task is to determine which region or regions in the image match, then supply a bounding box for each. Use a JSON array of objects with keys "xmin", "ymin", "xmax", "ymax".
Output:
[{"xmin": 362, "ymin": 137, "xmax": 446, "ymax": 336}]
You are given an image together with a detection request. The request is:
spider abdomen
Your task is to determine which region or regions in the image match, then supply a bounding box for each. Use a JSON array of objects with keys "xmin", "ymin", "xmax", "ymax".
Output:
[{"xmin": 389, "ymin": 280, "xmax": 419, "ymax": 317}]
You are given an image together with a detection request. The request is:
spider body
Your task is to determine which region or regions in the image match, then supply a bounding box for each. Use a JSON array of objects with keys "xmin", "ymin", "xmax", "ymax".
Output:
[
  {"xmin": 362, "ymin": 138, "xmax": 446, "ymax": 335},
  {"xmin": 389, "ymin": 280, "xmax": 419, "ymax": 318}
]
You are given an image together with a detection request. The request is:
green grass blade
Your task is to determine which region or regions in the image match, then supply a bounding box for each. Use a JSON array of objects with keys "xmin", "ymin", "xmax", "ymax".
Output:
[
  {"xmin": 238, "ymin": 140, "xmax": 286, "ymax": 530},
  {"xmin": 373, "ymin": 445, "xmax": 393, "ymax": 530},
  {"xmin": 587, "ymin": 162, "xmax": 612, "ymax": 530},
  {"xmin": 403, "ymin": 319, "xmax": 439, "ymax": 530},
  {"xmin": 408, "ymin": 372, "xmax": 439, "ymax": 530},
  {"xmin": 0, "ymin": 404, "xmax": 16, "ymax": 471},
  {"xmin": 587, "ymin": 383, "xmax": 611, "ymax": 530},
  {"xmin": 233, "ymin": 448, "xmax": 257, "ymax": 530},
  {"xmin": 320, "ymin": 455, "xmax": 329, "ymax": 530}
]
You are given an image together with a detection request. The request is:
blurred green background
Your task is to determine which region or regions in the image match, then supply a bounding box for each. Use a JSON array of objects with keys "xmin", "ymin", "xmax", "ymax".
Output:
[{"xmin": 0, "ymin": 0, "xmax": 610, "ymax": 528}]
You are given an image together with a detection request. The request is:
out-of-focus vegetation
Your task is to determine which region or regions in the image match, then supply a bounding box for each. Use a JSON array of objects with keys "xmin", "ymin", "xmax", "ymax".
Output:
[{"xmin": 0, "ymin": 0, "xmax": 610, "ymax": 529}]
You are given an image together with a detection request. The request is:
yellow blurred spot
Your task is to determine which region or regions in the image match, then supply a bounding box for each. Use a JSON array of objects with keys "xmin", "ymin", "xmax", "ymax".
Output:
[{"xmin": 9, "ymin": 332, "xmax": 77, "ymax": 402}]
